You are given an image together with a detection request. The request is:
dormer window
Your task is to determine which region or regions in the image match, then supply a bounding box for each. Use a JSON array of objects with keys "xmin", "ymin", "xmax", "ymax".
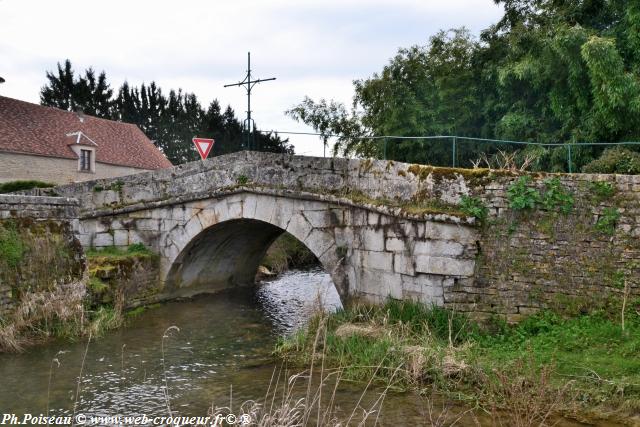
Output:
[
  {"xmin": 67, "ymin": 131, "xmax": 97, "ymax": 174},
  {"xmin": 80, "ymin": 149, "xmax": 92, "ymax": 171}
]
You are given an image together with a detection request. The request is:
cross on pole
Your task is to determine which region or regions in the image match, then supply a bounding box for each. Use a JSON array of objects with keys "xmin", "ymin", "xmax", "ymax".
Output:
[{"xmin": 224, "ymin": 52, "xmax": 276, "ymax": 151}]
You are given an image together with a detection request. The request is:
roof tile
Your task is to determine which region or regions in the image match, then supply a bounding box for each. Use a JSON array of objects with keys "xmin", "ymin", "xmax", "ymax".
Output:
[{"xmin": 0, "ymin": 96, "xmax": 173, "ymax": 170}]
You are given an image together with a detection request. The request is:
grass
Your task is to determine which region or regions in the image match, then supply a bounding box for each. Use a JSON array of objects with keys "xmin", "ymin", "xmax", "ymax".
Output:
[
  {"xmin": 85, "ymin": 243, "xmax": 155, "ymax": 260},
  {"xmin": 276, "ymin": 299, "xmax": 640, "ymax": 423},
  {"xmin": 0, "ymin": 180, "xmax": 55, "ymax": 194},
  {"xmin": 0, "ymin": 220, "xmax": 25, "ymax": 268}
]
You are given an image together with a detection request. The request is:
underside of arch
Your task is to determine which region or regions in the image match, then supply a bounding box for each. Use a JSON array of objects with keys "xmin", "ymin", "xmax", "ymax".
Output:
[
  {"xmin": 164, "ymin": 218, "xmax": 338, "ymax": 301},
  {"xmin": 165, "ymin": 219, "xmax": 285, "ymax": 297}
]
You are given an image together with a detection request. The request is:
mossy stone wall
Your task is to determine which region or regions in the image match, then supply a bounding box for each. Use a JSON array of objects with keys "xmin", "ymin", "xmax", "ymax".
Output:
[{"xmin": 0, "ymin": 196, "xmax": 84, "ymax": 318}]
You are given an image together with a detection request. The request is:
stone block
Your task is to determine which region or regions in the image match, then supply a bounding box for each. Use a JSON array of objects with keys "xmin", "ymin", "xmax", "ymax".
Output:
[
  {"xmin": 415, "ymin": 256, "xmax": 475, "ymax": 277},
  {"xmin": 253, "ymin": 200, "xmax": 276, "ymax": 224},
  {"xmin": 114, "ymin": 229, "xmax": 129, "ymax": 246},
  {"xmin": 401, "ymin": 274, "xmax": 444, "ymax": 305},
  {"xmin": 424, "ymin": 223, "xmax": 476, "ymax": 243},
  {"xmin": 361, "ymin": 250, "xmax": 393, "ymax": 271},
  {"xmin": 334, "ymin": 226, "xmax": 355, "ymax": 249},
  {"xmin": 241, "ymin": 194, "xmax": 258, "ymax": 219},
  {"xmin": 359, "ymin": 268, "xmax": 402, "ymax": 299},
  {"xmin": 286, "ymin": 214, "xmax": 313, "ymax": 243},
  {"xmin": 393, "ymin": 254, "xmax": 415, "ymax": 275},
  {"xmin": 302, "ymin": 209, "xmax": 335, "ymax": 228},
  {"xmin": 93, "ymin": 232, "xmax": 114, "ymax": 247},
  {"xmin": 226, "ymin": 200, "xmax": 243, "ymax": 220},
  {"xmin": 361, "ymin": 228, "xmax": 385, "ymax": 251},
  {"xmin": 414, "ymin": 240, "xmax": 464, "ymax": 257},
  {"xmin": 183, "ymin": 215, "xmax": 203, "ymax": 239},
  {"xmin": 304, "ymin": 228, "xmax": 335, "ymax": 259},
  {"xmin": 385, "ymin": 237, "xmax": 408, "ymax": 252}
]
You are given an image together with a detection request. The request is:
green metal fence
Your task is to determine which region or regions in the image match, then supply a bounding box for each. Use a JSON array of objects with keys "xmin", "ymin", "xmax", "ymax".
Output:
[{"xmin": 259, "ymin": 131, "xmax": 640, "ymax": 173}]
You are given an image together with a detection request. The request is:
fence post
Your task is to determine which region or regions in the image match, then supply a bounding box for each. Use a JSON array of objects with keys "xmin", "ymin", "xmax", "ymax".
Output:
[
  {"xmin": 383, "ymin": 138, "xmax": 387, "ymax": 160},
  {"xmin": 452, "ymin": 136, "xmax": 457, "ymax": 168},
  {"xmin": 567, "ymin": 143, "xmax": 573, "ymax": 173}
]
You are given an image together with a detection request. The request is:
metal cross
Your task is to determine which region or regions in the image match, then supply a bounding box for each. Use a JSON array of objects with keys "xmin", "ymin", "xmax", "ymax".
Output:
[{"xmin": 224, "ymin": 52, "xmax": 276, "ymax": 151}]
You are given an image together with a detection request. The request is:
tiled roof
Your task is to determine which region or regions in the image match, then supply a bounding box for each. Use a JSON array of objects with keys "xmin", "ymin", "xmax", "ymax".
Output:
[{"xmin": 0, "ymin": 96, "xmax": 173, "ymax": 170}]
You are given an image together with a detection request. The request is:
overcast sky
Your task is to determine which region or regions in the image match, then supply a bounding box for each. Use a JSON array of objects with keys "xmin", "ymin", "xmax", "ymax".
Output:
[{"xmin": 0, "ymin": 0, "xmax": 504, "ymax": 156}]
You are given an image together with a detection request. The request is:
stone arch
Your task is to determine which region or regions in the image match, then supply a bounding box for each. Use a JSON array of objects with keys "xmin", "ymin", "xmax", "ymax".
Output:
[{"xmin": 160, "ymin": 192, "xmax": 346, "ymax": 301}]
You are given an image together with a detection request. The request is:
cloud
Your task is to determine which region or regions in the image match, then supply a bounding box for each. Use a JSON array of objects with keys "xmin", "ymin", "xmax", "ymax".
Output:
[{"xmin": 0, "ymin": 0, "xmax": 503, "ymax": 156}]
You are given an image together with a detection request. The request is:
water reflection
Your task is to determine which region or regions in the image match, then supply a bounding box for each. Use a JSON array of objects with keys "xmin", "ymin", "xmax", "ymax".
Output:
[
  {"xmin": 256, "ymin": 267, "xmax": 342, "ymax": 334},
  {"xmin": 0, "ymin": 270, "xmax": 608, "ymax": 426},
  {"xmin": 0, "ymin": 270, "xmax": 339, "ymax": 418}
]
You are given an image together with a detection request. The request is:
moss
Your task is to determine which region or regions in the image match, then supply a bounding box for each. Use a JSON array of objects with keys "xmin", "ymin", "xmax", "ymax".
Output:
[
  {"xmin": 334, "ymin": 189, "xmax": 468, "ymax": 218},
  {"xmin": 0, "ymin": 180, "xmax": 55, "ymax": 194},
  {"xmin": 0, "ymin": 219, "xmax": 84, "ymax": 293},
  {"xmin": 0, "ymin": 220, "xmax": 25, "ymax": 268},
  {"xmin": 86, "ymin": 243, "xmax": 156, "ymax": 261},
  {"xmin": 110, "ymin": 180, "xmax": 124, "ymax": 192}
]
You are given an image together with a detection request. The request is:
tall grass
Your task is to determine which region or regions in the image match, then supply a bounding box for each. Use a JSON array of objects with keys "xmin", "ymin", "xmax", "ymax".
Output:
[{"xmin": 277, "ymin": 299, "xmax": 640, "ymax": 423}]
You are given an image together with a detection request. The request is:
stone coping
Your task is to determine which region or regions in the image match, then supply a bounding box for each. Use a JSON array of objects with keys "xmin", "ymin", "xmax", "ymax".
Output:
[
  {"xmin": 0, "ymin": 194, "xmax": 79, "ymax": 206},
  {"xmin": 79, "ymin": 186, "xmax": 475, "ymax": 225}
]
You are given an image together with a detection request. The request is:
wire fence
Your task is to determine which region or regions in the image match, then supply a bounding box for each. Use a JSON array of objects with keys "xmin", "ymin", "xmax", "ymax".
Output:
[{"xmin": 258, "ymin": 130, "xmax": 640, "ymax": 173}]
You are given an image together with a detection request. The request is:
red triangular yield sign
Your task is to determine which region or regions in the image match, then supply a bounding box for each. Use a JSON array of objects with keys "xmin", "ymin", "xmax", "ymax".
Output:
[{"xmin": 192, "ymin": 137, "xmax": 214, "ymax": 160}]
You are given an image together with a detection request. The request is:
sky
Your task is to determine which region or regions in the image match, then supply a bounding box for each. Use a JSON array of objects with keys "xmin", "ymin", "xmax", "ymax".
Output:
[{"xmin": 0, "ymin": 0, "xmax": 504, "ymax": 157}]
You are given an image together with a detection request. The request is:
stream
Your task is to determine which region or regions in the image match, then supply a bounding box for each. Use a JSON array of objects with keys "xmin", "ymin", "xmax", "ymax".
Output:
[{"xmin": 0, "ymin": 268, "xmax": 605, "ymax": 426}]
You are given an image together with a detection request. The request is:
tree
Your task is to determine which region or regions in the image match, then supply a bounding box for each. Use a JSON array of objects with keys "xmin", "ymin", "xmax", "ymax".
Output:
[
  {"xmin": 289, "ymin": 1, "xmax": 640, "ymax": 171},
  {"xmin": 41, "ymin": 60, "xmax": 113, "ymax": 118}
]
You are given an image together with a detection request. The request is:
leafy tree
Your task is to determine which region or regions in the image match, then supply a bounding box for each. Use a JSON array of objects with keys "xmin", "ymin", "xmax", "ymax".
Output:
[{"xmin": 289, "ymin": 1, "xmax": 640, "ymax": 171}]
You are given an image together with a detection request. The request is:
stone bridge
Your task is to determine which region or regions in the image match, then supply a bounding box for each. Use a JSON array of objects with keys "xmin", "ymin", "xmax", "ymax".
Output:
[
  {"xmin": 48, "ymin": 151, "xmax": 640, "ymax": 320},
  {"xmin": 52, "ymin": 152, "xmax": 479, "ymax": 305}
]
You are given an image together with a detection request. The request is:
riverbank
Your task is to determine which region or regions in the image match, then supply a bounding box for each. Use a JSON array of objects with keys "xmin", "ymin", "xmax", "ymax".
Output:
[
  {"xmin": 275, "ymin": 299, "xmax": 640, "ymax": 425},
  {"xmin": 0, "ymin": 241, "xmax": 159, "ymax": 352}
]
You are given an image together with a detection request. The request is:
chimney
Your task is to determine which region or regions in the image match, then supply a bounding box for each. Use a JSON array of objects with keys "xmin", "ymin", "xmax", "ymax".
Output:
[{"xmin": 75, "ymin": 108, "xmax": 85, "ymax": 123}]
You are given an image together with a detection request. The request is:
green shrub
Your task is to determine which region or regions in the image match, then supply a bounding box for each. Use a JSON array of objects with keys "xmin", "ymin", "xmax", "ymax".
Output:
[
  {"xmin": 582, "ymin": 148, "xmax": 640, "ymax": 175},
  {"xmin": 590, "ymin": 181, "xmax": 615, "ymax": 200},
  {"xmin": 0, "ymin": 180, "xmax": 55, "ymax": 194},
  {"xmin": 459, "ymin": 195, "xmax": 489, "ymax": 222},
  {"xmin": 541, "ymin": 178, "xmax": 574, "ymax": 214},
  {"xmin": 595, "ymin": 207, "xmax": 620, "ymax": 235},
  {"xmin": 507, "ymin": 176, "xmax": 540, "ymax": 210}
]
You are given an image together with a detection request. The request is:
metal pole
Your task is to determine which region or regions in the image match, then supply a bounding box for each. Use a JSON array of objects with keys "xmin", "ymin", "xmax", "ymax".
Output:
[
  {"xmin": 383, "ymin": 137, "xmax": 387, "ymax": 160},
  {"xmin": 567, "ymin": 143, "xmax": 573, "ymax": 173},
  {"xmin": 452, "ymin": 136, "xmax": 457, "ymax": 168},
  {"xmin": 224, "ymin": 52, "xmax": 276, "ymax": 153},
  {"xmin": 247, "ymin": 53, "xmax": 251, "ymax": 150}
]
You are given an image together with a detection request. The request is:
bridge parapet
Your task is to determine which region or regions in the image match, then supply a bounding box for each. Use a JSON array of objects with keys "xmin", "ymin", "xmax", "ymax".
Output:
[{"xmin": 49, "ymin": 151, "xmax": 482, "ymax": 214}]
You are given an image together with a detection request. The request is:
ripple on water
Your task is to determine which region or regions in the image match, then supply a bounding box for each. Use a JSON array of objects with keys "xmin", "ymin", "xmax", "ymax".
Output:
[
  {"xmin": 255, "ymin": 267, "xmax": 343, "ymax": 335},
  {"xmin": 0, "ymin": 269, "xmax": 340, "ymax": 418}
]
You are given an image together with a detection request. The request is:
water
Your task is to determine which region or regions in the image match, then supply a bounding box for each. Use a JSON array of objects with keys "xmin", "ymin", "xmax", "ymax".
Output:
[{"xmin": 0, "ymin": 269, "xmax": 605, "ymax": 425}]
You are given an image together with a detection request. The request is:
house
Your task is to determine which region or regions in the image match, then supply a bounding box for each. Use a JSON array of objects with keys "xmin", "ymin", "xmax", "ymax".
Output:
[{"xmin": 0, "ymin": 96, "xmax": 172, "ymax": 184}]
